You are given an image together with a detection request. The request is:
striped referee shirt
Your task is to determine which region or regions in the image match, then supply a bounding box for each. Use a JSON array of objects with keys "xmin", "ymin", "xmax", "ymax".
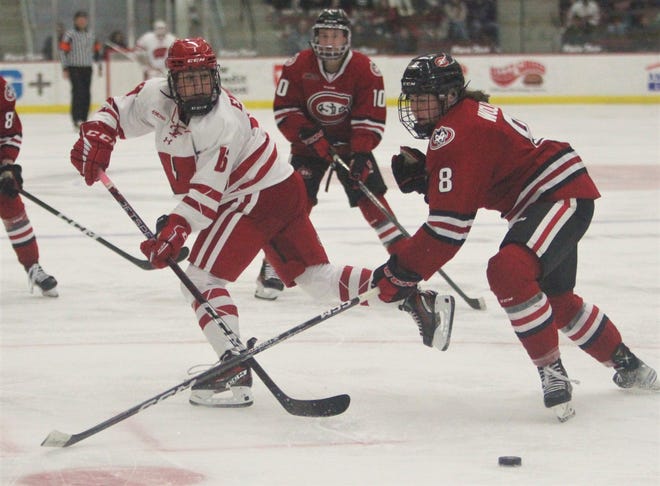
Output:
[{"xmin": 59, "ymin": 28, "xmax": 101, "ymax": 67}]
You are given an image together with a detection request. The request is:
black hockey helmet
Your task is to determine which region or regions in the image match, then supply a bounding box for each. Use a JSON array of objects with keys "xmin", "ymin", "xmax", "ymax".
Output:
[
  {"xmin": 311, "ymin": 8, "xmax": 351, "ymax": 61},
  {"xmin": 398, "ymin": 53, "xmax": 466, "ymax": 138}
]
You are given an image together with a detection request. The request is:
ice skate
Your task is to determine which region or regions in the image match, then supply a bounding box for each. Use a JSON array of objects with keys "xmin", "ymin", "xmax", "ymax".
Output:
[
  {"xmin": 255, "ymin": 260, "xmax": 284, "ymax": 300},
  {"xmin": 27, "ymin": 263, "xmax": 58, "ymax": 297},
  {"xmin": 399, "ymin": 290, "xmax": 455, "ymax": 351},
  {"xmin": 189, "ymin": 351, "xmax": 253, "ymax": 408},
  {"xmin": 538, "ymin": 358, "xmax": 576, "ymax": 422},
  {"xmin": 611, "ymin": 343, "xmax": 660, "ymax": 391}
]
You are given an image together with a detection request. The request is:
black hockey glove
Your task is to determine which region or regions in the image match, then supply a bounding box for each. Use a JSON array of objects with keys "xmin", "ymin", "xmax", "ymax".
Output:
[
  {"xmin": 391, "ymin": 146, "xmax": 428, "ymax": 195},
  {"xmin": 299, "ymin": 125, "xmax": 332, "ymax": 163},
  {"xmin": 0, "ymin": 164, "xmax": 23, "ymax": 198},
  {"xmin": 372, "ymin": 254, "xmax": 422, "ymax": 303},
  {"xmin": 349, "ymin": 152, "xmax": 375, "ymax": 184}
]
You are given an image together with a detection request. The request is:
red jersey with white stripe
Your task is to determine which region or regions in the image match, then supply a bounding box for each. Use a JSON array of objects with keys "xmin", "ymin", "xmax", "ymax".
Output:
[
  {"xmin": 90, "ymin": 78, "xmax": 292, "ymax": 232},
  {"xmin": 0, "ymin": 76, "xmax": 22, "ymax": 162},
  {"xmin": 274, "ymin": 49, "xmax": 386, "ymax": 155},
  {"xmin": 398, "ymin": 98, "xmax": 600, "ymax": 279}
]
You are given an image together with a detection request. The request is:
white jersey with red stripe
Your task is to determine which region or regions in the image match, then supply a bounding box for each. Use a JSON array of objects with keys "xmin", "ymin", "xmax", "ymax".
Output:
[{"xmin": 91, "ymin": 78, "xmax": 293, "ymax": 232}]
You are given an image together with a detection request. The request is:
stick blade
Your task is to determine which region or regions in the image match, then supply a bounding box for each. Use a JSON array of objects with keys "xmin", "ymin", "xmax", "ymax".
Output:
[
  {"xmin": 285, "ymin": 393, "xmax": 351, "ymax": 417},
  {"xmin": 41, "ymin": 430, "xmax": 75, "ymax": 447}
]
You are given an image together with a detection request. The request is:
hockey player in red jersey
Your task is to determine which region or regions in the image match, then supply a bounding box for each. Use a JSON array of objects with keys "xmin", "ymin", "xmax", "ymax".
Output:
[
  {"xmin": 0, "ymin": 76, "xmax": 58, "ymax": 297},
  {"xmin": 254, "ymin": 8, "xmax": 407, "ymax": 300},
  {"xmin": 69, "ymin": 38, "xmax": 455, "ymax": 408},
  {"xmin": 374, "ymin": 53, "xmax": 659, "ymax": 421}
]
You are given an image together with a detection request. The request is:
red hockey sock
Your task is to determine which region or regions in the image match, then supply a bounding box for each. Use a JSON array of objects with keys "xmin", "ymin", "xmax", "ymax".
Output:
[
  {"xmin": 550, "ymin": 292, "xmax": 622, "ymax": 365},
  {"xmin": 357, "ymin": 196, "xmax": 405, "ymax": 253},
  {"xmin": 488, "ymin": 244, "xmax": 559, "ymax": 366},
  {"xmin": 3, "ymin": 212, "xmax": 39, "ymax": 270}
]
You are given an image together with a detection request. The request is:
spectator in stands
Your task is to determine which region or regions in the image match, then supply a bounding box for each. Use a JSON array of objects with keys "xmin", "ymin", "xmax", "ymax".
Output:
[
  {"xmin": 565, "ymin": 0, "xmax": 601, "ymax": 36},
  {"xmin": 41, "ymin": 22, "xmax": 65, "ymax": 61},
  {"xmin": 392, "ymin": 25, "xmax": 418, "ymax": 53},
  {"xmin": 444, "ymin": 0, "xmax": 470, "ymax": 41},
  {"xmin": 59, "ymin": 10, "xmax": 102, "ymax": 130},
  {"xmin": 281, "ymin": 17, "xmax": 312, "ymax": 55},
  {"xmin": 468, "ymin": 0, "xmax": 498, "ymax": 45}
]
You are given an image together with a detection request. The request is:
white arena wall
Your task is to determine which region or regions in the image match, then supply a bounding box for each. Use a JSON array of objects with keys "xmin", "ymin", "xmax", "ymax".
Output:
[{"xmin": 1, "ymin": 53, "xmax": 659, "ymax": 113}]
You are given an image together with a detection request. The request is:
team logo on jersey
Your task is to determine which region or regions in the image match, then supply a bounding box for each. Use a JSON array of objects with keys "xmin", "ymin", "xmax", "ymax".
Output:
[
  {"xmin": 429, "ymin": 126, "xmax": 455, "ymax": 150},
  {"xmin": 284, "ymin": 53, "xmax": 300, "ymax": 67},
  {"xmin": 4, "ymin": 83, "xmax": 16, "ymax": 102},
  {"xmin": 307, "ymin": 91, "xmax": 352, "ymax": 125},
  {"xmin": 369, "ymin": 62, "xmax": 382, "ymax": 77}
]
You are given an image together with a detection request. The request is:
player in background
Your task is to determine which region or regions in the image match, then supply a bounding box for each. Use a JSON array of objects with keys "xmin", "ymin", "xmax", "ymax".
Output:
[
  {"xmin": 135, "ymin": 20, "xmax": 177, "ymax": 79},
  {"xmin": 380, "ymin": 53, "xmax": 659, "ymax": 422},
  {"xmin": 69, "ymin": 38, "xmax": 455, "ymax": 408},
  {"xmin": 255, "ymin": 8, "xmax": 406, "ymax": 300},
  {"xmin": 0, "ymin": 76, "xmax": 58, "ymax": 297}
]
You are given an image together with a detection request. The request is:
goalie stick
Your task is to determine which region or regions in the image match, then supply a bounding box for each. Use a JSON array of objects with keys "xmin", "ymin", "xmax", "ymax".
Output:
[
  {"xmin": 19, "ymin": 188, "xmax": 189, "ymax": 269},
  {"xmin": 98, "ymin": 171, "xmax": 351, "ymax": 418},
  {"xmin": 331, "ymin": 152, "xmax": 487, "ymax": 311},
  {"xmin": 41, "ymin": 287, "xmax": 376, "ymax": 448}
]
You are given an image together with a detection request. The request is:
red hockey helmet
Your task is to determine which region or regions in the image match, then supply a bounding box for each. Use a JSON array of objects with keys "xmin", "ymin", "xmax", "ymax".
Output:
[
  {"xmin": 166, "ymin": 37, "xmax": 217, "ymax": 71},
  {"xmin": 165, "ymin": 38, "xmax": 221, "ymax": 116}
]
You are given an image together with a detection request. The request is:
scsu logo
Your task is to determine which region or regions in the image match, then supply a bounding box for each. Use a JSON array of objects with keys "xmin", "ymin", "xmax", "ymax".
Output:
[
  {"xmin": 429, "ymin": 126, "xmax": 455, "ymax": 150},
  {"xmin": 307, "ymin": 92, "xmax": 351, "ymax": 125}
]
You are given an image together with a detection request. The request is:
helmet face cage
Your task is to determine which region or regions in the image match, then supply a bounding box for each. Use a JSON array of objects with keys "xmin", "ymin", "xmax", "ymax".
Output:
[
  {"xmin": 166, "ymin": 38, "xmax": 221, "ymax": 117},
  {"xmin": 398, "ymin": 53, "xmax": 465, "ymax": 139},
  {"xmin": 310, "ymin": 9, "xmax": 351, "ymax": 61}
]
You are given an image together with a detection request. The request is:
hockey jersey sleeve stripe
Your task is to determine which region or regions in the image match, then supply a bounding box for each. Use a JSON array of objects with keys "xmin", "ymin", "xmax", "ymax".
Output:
[
  {"xmin": 181, "ymin": 194, "xmax": 218, "ymax": 222},
  {"xmin": 189, "ymin": 183, "xmax": 223, "ymax": 202},
  {"xmin": 0, "ymin": 135, "xmax": 21, "ymax": 160},
  {"xmin": 350, "ymin": 118, "xmax": 385, "ymax": 136},
  {"xmin": 227, "ymin": 138, "xmax": 278, "ymax": 194},
  {"xmin": 425, "ymin": 211, "xmax": 474, "ymax": 244},
  {"xmin": 504, "ymin": 149, "xmax": 585, "ymax": 222},
  {"xmin": 274, "ymin": 106, "xmax": 302, "ymax": 123}
]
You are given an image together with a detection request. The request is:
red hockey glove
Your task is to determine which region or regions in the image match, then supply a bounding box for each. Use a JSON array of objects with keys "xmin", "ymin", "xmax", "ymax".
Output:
[
  {"xmin": 372, "ymin": 255, "xmax": 422, "ymax": 303},
  {"xmin": 0, "ymin": 164, "xmax": 23, "ymax": 198},
  {"xmin": 391, "ymin": 146, "xmax": 428, "ymax": 195},
  {"xmin": 70, "ymin": 121, "xmax": 116, "ymax": 186},
  {"xmin": 139, "ymin": 214, "xmax": 191, "ymax": 269},
  {"xmin": 299, "ymin": 125, "xmax": 332, "ymax": 163}
]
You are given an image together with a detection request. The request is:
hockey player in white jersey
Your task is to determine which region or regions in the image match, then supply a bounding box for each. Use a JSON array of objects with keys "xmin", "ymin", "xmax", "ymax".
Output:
[
  {"xmin": 135, "ymin": 20, "xmax": 176, "ymax": 79},
  {"xmin": 69, "ymin": 37, "xmax": 455, "ymax": 408}
]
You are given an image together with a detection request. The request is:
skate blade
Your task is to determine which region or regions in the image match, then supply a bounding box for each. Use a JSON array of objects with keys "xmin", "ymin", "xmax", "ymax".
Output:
[
  {"xmin": 432, "ymin": 295, "xmax": 455, "ymax": 352},
  {"xmin": 551, "ymin": 401, "xmax": 576, "ymax": 423},
  {"xmin": 189, "ymin": 386, "xmax": 254, "ymax": 408},
  {"xmin": 254, "ymin": 285, "xmax": 282, "ymax": 300}
]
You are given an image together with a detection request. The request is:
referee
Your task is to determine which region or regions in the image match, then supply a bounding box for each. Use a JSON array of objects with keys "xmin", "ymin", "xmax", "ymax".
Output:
[{"xmin": 59, "ymin": 11, "xmax": 101, "ymax": 130}]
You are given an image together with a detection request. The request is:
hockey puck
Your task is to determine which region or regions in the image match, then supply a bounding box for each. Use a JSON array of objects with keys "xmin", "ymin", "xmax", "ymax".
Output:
[{"xmin": 498, "ymin": 456, "xmax": 522, "ymax": 467}]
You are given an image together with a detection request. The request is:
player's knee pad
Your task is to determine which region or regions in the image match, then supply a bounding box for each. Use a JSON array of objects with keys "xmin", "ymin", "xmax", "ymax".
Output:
[{"xmin": 487, "ymin": 244, "xmax": 541, "ymax": 306}]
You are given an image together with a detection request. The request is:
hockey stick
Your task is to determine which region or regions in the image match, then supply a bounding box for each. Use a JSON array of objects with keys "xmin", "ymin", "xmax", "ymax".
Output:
[
  {"xmin": 98, "ymin": 171, "xmax": 351, "ymax": 417},
  {"xmin": 41, "ymin": 287, "xmax": 375, "ymax": 448},
  {"xmin": 19, "ymin": 188, "xmax": 189, "ymax": 269},
  {"xmin": 331, "ymin": 152, "xmax": 486, "ymax": 311}
]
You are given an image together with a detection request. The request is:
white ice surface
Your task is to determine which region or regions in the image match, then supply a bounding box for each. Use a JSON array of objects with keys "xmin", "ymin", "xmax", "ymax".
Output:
[{"xmin": 1, "ymin": 105, "xmax": 659, "ymax": 485}]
